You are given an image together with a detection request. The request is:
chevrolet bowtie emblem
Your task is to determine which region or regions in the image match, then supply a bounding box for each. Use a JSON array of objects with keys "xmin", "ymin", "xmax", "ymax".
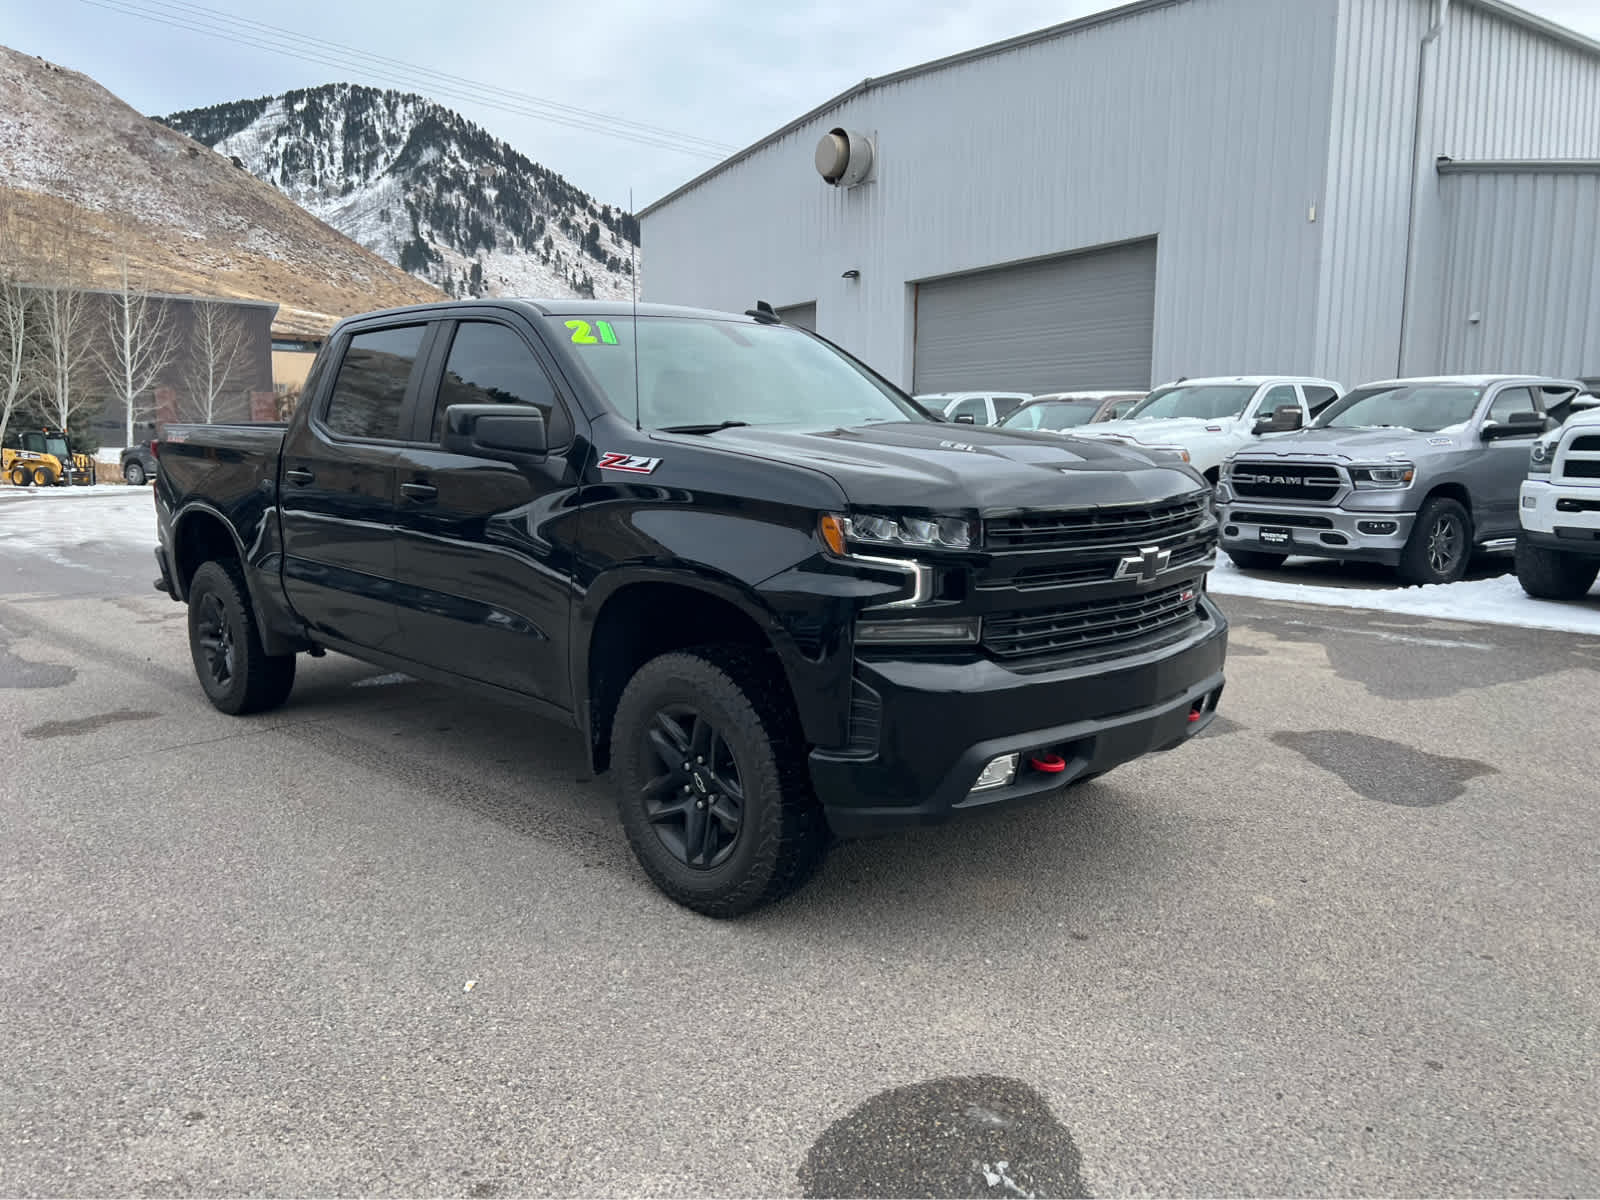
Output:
[{"xmin": 1115, "ymin": 545, "xmax": 1172, "ymax": 583}]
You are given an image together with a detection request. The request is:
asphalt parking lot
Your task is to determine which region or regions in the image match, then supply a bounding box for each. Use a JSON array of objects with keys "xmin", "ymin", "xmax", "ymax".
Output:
[{"xmin": 2, "ymin": 497, "xmax": 1598, "ymax": 1196}]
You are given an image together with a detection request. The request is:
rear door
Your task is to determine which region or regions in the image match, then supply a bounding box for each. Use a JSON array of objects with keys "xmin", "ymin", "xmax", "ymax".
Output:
[
  {"xmin": 279, "ymin": 322, "xmax": 434, "ymax": 651},
  {"xmin": 390, "ymin": 316, "xmax": 587, "ymax": 708}
]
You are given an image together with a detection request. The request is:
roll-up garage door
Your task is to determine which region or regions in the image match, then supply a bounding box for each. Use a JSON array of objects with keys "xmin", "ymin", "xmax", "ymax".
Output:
[
  {"xmin": 775, "ymin": 302, "xmax": 816, "ymax": 331},
  {"xmin": 912, "ymin": 239, "xmax": 1156, "ymax": 394}
]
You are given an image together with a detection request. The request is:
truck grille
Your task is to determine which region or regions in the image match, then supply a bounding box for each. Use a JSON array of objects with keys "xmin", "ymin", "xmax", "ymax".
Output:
[
  {"xmin": 985, "ymin": 495, "xmax": 1209, "ymax": 551},
  {"xmin": 1569, "ymin": 436, "xmax": 1600, "ymax": 453},
  {"xmin": 1564, "ymin": 460, "xmax": 1600, "ymax": 479},
  {"xmin": 1005, "ymin": 540, "xmax": 1213, "ymax": 589},
  {"xmin": 982, "ymin": 580, "xmax": 1202, "ymax": 661},
  {"xmin": 1229, "ymin": 462, "xmax": 1342, "ymax": 502}
]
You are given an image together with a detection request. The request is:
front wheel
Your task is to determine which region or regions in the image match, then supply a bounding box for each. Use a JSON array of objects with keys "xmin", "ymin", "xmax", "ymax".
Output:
[
  {"xmin": 1400, "ymin": 497, "xmax": 1472, "ymax": 585},
  {"xmin": 187, "ymin": 560, "xmax": 297, "ymax": 715},
  {"xmin": 1515, "ymin": 538, "xmax": 1600, "ymax": 601},
  {"xmin": 612, "ymin": 646, "xmax": 826, "ymax": 917},
  {"xmin": 123, "ymin": 460, "xmax": 146, "ymax": 486},
  {"xmin": 1224, "ymin": 548, "xmax": 1288, "ymax": 571},
  {"xmin": 9, "ymin": 466, "xmax": 31, "ymax": 487},
  {"xmin": 32, "ymin": 467, "xmax": 53, "ymax": 487}
]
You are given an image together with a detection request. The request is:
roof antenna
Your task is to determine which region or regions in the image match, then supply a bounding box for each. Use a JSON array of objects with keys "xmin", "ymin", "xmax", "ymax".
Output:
[{"xmin": 629, "ymin": 187, "xmax": 642, "ymax": 432}]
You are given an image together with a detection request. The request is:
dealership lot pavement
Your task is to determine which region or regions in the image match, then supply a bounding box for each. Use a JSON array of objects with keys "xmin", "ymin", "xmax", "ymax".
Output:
[{"xmin": 2, "ymin": 491, "xmax": 1598, "ymax": 1196}]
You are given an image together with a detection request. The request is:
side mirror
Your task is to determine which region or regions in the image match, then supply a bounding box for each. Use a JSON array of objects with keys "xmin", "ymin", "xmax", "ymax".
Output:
[
  {"xmin": 1254, "ymin": 407, "xmax": 1304, "ymax": 434},
  {"xmin": 442, "ymin": 404, "xmax": 547, "ymax": 456},
  {"xmin": 954, "ymin": 413, "xmax": 976, "ymax": 425},
  {"xmin": 1481, "ymin": 411, "xmax": 1545, "ymax": 440}
]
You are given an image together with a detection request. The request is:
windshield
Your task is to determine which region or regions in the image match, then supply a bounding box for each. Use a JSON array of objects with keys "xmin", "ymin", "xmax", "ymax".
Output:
[
  {"xmin": 1000, "ymin": 401, "xmax": 1100, "ymax": 432},
  {"xmin": 45, "ymin": 436, "xmax": 70, "ymax": 459},
  {"xmin": 1317, "ymin": 385, "xmax": 1482, "ymax": 432},
  {"xmin": 548, "ymin": 316, "xmax": 924, "ymax": 430},
  {"xmin": 1126, "ymin": 385, "xmax": 1255, "ymax": 421}
]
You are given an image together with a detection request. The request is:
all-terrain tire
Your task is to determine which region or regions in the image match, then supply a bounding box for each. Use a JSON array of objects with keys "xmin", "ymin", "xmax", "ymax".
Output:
[
  {"xmin": 187, "ymin": 559, "xmax": 297, "ymax": 715},
  {"xmin": 124, "ymin": 460, "xmax": 146, "ymax": 486},
  {"xmin": 32, "ymin": 467, "xmax": 52, "ymax": 487},
  {"xmin": 612, "ymin": 646, "xmax": 826, "ymax": 917},
  {"xmin": 1515, "ymin": 537, "xmax": 1600, "ymax": 601},
  {"xmin": 1399, "ymin": 496, "xmax": 1473, "ymax": 586},
  {"xmin": 9, "ymin": 466, "xmax": 31, "ymax": 487},
  {"xmin": 1224, "ymin": 548, "xmax": 1288, "ymax": 571}
]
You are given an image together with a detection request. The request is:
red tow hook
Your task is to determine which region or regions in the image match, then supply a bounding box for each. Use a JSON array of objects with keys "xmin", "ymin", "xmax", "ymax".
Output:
[
  {"xmin": 1188, "ymin": 708, "xmax": 1202, "ymax": 723},
  {"xmin": 1029, "ymin": 753, "xmax": 1068, "ymax": 774}
]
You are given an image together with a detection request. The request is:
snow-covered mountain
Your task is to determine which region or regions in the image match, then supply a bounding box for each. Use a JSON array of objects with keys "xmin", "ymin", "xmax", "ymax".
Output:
[{"xmin": 160, "ymin": 84, "xmax": 640, "ymax": 302}]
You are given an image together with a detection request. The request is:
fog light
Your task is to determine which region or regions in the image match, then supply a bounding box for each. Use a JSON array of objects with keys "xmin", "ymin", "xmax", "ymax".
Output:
[
  {"xmin": 971, "ymin": 753, "xmax": 1019, "ymax": 792},
  {"xmin": 1357, "ymin": 520, "xmax": 1398, "ymax": 536},
  {"xmin": 1522, "ymin": 495, "xmax": 1536, "ymax": 508}
]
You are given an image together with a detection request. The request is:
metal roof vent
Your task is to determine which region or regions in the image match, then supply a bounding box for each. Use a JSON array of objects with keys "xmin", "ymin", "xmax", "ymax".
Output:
[{"xmin": 815, "ymin": 128, "xmax": 874, "ymax": 188}]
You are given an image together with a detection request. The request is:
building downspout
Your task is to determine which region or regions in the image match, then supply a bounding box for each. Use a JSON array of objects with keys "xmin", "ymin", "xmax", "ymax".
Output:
[{"xmin": 1398, "ymin": 0, "xmax": 1451, "ymax": 374}]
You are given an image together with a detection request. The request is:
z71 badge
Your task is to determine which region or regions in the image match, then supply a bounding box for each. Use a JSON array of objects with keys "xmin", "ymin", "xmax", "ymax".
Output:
[{"xmin": 597, "ymin": 452, "xmax": 662, "ymax": 474}]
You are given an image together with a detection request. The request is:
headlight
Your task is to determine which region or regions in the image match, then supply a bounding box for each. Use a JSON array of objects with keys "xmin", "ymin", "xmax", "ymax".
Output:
[
  {"xmin": 1349, "ymin": 463, "xmax": 1416, "ymax": 490},
  {"xmin": 1139, "ymin": 445, "xmax": 1191, "ymax": 464},
  {"xmin": 834, "ymin": 512, "xmax": 974, "ymax": 551},
  {"xmin": 1529, "ymin": 437, "xmax": 1559, "ymax": 474}
]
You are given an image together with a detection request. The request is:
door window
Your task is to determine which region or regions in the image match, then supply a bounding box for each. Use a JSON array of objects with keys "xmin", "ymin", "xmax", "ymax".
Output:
[
  {"xmin": 949, "ymin": 397, "xmax": 986, "ymax": 423},
  {"xmin": 992, "ymin": 395, "xmax": 1026, "ymax": 420},
  {"xmin": 323, "ymin": 325, "xmax": 427, "ymax": 441},
  {"xmin": 1302, "ymin": 386, "xmax": 1340, "ymax": 416},
  {"xmin": 1258, "ymin": 385, "xmax": 1300, "ymax": 415},
  {"xmin": 1487, "ymin": 386, "xmax": 1537, "ymax": 425},
  {"xmin": 432, "ymin": 322, "xmax": 572, "ymax": 445}
]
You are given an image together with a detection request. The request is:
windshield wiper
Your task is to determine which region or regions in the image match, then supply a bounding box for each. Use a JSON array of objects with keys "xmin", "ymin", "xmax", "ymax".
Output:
[{"xmin": 657, "ymin": 421, "xmax": 751, "ymax": 434}]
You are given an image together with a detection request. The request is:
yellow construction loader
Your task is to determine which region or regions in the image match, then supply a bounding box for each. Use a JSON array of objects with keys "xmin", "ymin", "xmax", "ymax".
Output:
[{"xmin": 2, "ymin": 428, "xmax": 97, "ymax": 486}]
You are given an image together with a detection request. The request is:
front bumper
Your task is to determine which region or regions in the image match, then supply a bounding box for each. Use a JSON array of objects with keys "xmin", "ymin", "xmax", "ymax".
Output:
[
  {"xmin": 810, "ymin": 599, "xmax": 1228, "ymax": 837},
  {"xmin": 1219, "ymin": 499, "xmax": 1415, "ymax": 566},
  {"xmin": 1520, "ymin": 479, "xmax": 1600, "ymax": 557}
]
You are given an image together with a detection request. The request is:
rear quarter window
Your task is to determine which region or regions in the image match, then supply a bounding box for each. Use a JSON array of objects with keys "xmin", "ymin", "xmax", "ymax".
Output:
[{"xmin": 323, "ymin": 325, "xmax": 427, "ymax": 441}]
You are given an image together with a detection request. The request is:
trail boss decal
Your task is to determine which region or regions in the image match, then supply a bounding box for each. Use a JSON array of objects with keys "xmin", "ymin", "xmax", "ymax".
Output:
[{"xmin": 597, "ymin": 452, "xmax": 662, "ymax": 474}]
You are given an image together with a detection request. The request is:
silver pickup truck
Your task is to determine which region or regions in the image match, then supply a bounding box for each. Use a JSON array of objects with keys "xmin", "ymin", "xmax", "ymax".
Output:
[{"xmin": 1217, "ymin": 375, "xmax": 1585, "ymax": 585}]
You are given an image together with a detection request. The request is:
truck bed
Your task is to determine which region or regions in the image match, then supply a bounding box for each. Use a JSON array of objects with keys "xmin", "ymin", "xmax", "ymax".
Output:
[{"xmin": 156, "ymin": 422, "xmax": 287, "ymax": 534}]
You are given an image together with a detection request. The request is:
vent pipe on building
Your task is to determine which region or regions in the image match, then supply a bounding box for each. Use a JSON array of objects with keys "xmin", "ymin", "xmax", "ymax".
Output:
[{"xmin": 1398, "ymin": 0, "xmax": 1451, "ymax": 374}]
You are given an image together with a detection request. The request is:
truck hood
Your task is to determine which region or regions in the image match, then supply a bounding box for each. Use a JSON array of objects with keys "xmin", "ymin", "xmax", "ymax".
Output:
[
  {"xmin": 652, "ymin": 421, "xmax": 1206, "ymax": 512},
  {"xmin": 1230, "ymin": 426, "xmax": 1466, "ymax": 462}
]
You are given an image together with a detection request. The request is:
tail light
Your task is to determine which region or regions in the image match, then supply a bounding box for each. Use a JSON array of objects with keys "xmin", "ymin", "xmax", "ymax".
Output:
[{"xmin": 150, "ymin": 441, "xmax": 160, "ymax": 458}]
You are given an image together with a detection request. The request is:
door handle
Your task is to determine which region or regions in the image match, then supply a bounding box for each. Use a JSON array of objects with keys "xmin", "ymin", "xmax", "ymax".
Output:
[
  {"xmin": 284, "ymin": 468, "xmax": 314, "ymax": 485},
  {"xmin": 401, "ymin": 482, "xmax": 438, "ymax": 502}
]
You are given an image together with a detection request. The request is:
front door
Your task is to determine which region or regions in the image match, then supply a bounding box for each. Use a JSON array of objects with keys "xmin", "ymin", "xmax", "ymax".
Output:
[
  {"xmin": 279, "ymin": 322, "xmax": 432, "ymax": 651},
  {"xmin": 390, "ymin": 318, "xmax": 586, "ymax": 707},
  {"xmin": 1476, "ymin": 385, "xmax": 1545, "ymax": 536}
]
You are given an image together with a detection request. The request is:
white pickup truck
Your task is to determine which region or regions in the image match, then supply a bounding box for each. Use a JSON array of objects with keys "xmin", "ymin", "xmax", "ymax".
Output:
[
  {"xmin": 1070, "ymin": 376, "xmax": 1344, "ymax": 482},
  {"xmin": 1517, "ymin": 405, "xmax": 1600, "ymax": 600}
]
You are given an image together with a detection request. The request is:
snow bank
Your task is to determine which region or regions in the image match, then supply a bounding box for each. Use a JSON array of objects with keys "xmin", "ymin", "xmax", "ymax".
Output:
[
  {"xmin": 0, "ymin": 487, "xmax": 157, "ymax": 567},
  {"xmin": 1208, "ymin": 556, "xmax": 1600, "ymax": 635}
]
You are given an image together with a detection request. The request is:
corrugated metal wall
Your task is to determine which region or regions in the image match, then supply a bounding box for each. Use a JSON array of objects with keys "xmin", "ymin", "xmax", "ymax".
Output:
[
  {"xmin": 1322, "ymin": 0, "xmax": 1600, "ymax": 383},
  {"xmin": 1435, "ymin": 165, "xmax": 1600, "ymax": 375},
  {"xmin": 642, "ymin": 0, "xmax": 1339, "ymax": 391}
]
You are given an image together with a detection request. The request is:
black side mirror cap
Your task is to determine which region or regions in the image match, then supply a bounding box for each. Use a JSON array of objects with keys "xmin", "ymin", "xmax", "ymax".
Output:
[
  {"xmin": 1482, "ymin": 411, "xmax": 1546, "ymax": 440},
  {"xmin": 442, "ymin": 404, "xmax": 548, "ymax": 456},
  {"xmin": 1255, "ymin": 407, "xmax": 1304, "ymax": 434}
]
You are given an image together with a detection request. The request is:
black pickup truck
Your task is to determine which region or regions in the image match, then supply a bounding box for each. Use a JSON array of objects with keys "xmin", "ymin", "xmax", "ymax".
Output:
[{"xmin": 153, "ymin": 299, "xmax": 1227, "ymax": 915}]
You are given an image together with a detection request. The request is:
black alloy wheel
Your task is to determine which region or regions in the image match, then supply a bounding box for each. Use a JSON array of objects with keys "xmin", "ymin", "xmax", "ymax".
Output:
[
  {"xmin": 194, "ymin": 590, "xmax": 237, "ymax": 691},
  {"xmin": 1400, "ymin": 496, "xmax": 1473, "ymax": 586},
  {"xmin": 641, "ymin": 705, "xmax": 746, "ymax": 870},
  {"xmin": 1425, "ymin": 512, "xmax": 1465, "ymax": 577}
]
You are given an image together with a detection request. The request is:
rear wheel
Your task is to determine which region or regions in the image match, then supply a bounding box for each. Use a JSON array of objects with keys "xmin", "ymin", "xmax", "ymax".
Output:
[
  {"xmin": 1515, "ymin": 538, "xmax": 1600, "ymax": 601},
  {"xmin": 612, "ymin": 646, "xmax": 825, "ymax": 917},
  {"xmin": 1225, "ymin": 548, "xmax": 1288, "ymax": 571},
  {"xmin": 9, "ymin": 466, "xmax": 31, "ymax": 487},
  {"xmin": 1400, "ymin": 497, "xmax": 1472, "ymax": 585},
  {"xmin": 123, "ymin": 460, "xmax": 146, "ymax": 486},
  {"xmin": 186, "ymin": 560, "xmax": 297, "ymax": 715}
]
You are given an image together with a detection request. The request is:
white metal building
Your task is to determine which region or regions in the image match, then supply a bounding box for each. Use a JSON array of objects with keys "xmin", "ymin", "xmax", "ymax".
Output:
[{"xmin": 639, "ymin": 0, "xmax": 1600, "ymax": 394}]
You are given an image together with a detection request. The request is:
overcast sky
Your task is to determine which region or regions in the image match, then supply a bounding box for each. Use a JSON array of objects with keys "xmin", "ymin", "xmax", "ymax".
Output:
[{"xmin": 4, "ymin": 0, "xmax": 1598, "ymax": 210}]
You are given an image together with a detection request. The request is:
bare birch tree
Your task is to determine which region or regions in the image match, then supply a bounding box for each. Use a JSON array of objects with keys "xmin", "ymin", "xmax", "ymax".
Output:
[
  {"xmin": 99, "ymin": 253, "xmax": 175, "ymax": 446},
  {"xmin": 183, "ymin": 300, "xmax": 249, "ymax": 423},
  {"xmin": 31, "ymin": 231, "xmax": 94, "ymax": 437},
  {"xmin": 0, "ymin": 219, "xmax": 31, "ymax": 451}
]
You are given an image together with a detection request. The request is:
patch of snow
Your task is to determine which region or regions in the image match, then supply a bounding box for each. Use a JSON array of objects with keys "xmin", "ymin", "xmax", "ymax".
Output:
[
  {"xmin": 1208, "ymin": 556, "xmax": 1600, "ymax": 635},
  {"xmin": 0, "ymin": 487, "xmax": 156, "ymax": 569}
]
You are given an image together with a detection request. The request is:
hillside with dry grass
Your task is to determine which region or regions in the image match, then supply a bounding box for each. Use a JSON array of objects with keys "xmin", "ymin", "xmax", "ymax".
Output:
[{"xmin": 0, "ymin": 45, "xmax": 440, "ymax": 336}]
